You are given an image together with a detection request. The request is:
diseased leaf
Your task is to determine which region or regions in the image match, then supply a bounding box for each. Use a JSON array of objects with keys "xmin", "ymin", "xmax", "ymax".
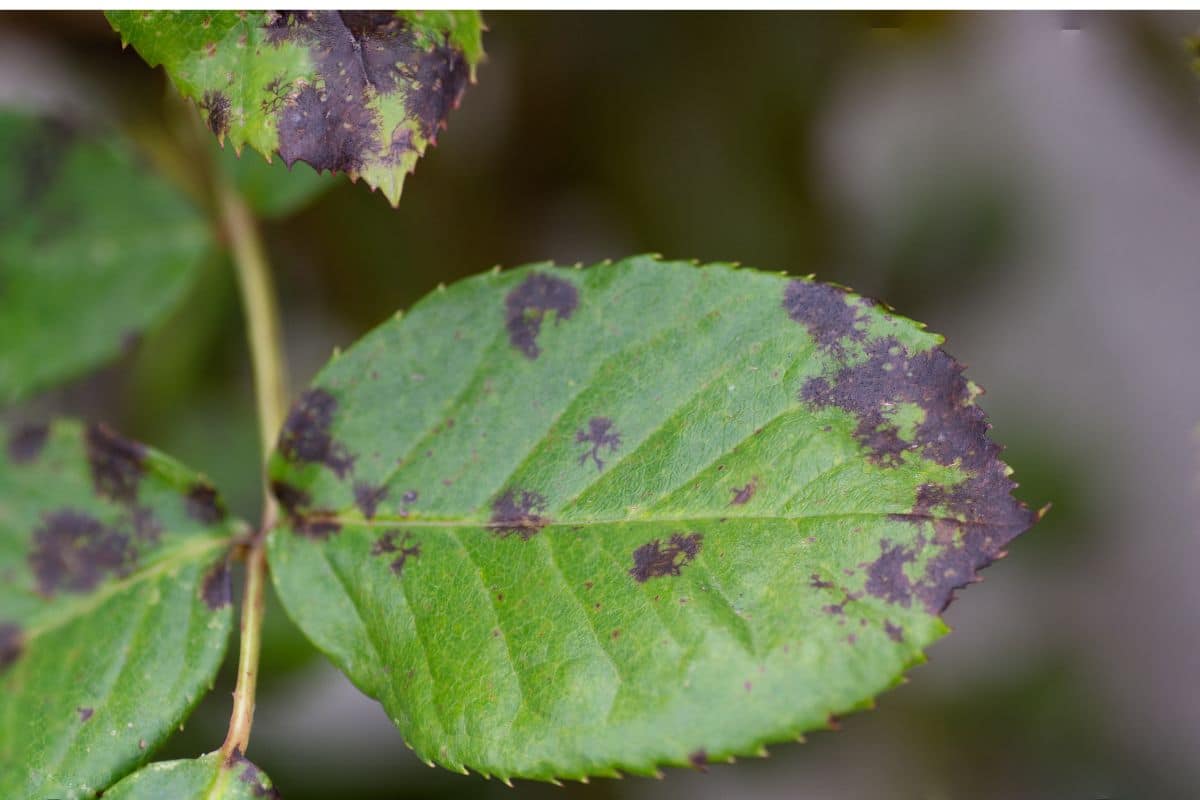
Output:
[
  {"xmin": 266, "ymin": 257, "xmax": 1037, "ymax": 781},
  {"xmin": 0, "ymin": 421, "xmax": 241, "ymax": 799},
  {"xmin": 0, "ymin": 110, "xmax": 212, "ymax": 405},
  {"xmin": 106, "ymin": 10, "xmax": 484, "ymax": 207},
  {"xmin": 103, "ymin": 750, "xmax": 280, "ymax": 799}
]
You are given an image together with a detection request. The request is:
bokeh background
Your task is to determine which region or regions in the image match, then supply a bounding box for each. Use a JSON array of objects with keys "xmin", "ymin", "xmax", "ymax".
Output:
[{"xmin": 3, "ymin": 10, "xmax": 1200, "ymax": 799}]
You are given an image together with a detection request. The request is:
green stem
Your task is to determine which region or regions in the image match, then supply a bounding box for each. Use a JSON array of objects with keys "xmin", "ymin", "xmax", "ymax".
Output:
[{"xmin": 214, "ymin": 171, "xmax": 288, "ymax": 759}]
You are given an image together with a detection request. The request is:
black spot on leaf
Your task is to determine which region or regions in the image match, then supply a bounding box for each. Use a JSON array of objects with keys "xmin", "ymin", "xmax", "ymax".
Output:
[
  {"xmin": 689, "ymin": 750, "xmax": 709, "ymax": 771},
  {"xmin": 865, "ymin": 540, "xmax": 917, "ymax": 607},
  {"xmin": 28, "ymin": 509, "xmax": 135, "ymax": 595},
  {"xmin": 576, "ymin": 417, "xmax": 621, "ymax": 471},
  {"xmin": 783, "ymin": 280, "xmax": 867, "ymax": 355},
  {"xmin": 372, "ymin": 530, "xmax": 421, "ymax": 575},
  {"xmin": 185, "ymin": 482, "xmax": 226, "ymax": 525},
  {"xmin": 77, "ymin": 706, "xmax": 93, "ymax": 722},
  {"xmin": 295, "ymin": 511, "xmax": 342, "ymax": 540},
  {"xmin": 630, "ymin": 532, "xmax": 703, "ymax": 582},
  {"xmin": 504, "ymin": 274, "xmax": 579, "ymax": 359},
  {"xmin": 85, "ymin": 423, "xmax": 146, "ymax": 504},
  {"xmin": 199, "ymin": 90, "xmax": 231, "ymax": 138},
  {"xmin": 488, "ymin": 489, "xmax": 550, "ymax": 539},
  {"xmin": 277, "ymin": 389, "xmax": 355, "ymax": 478},
  {"xmin": 354, "ymin": 482, "xmax": 388, "ymax": 520},
  {"xmin": 201, "ymin": 555, "xmax": 231, "ymax": 610},
  {"xmin": 809, "ymin": 574, "xmax": 834, "ymax": 590},
  {"xmin": 404, "ymin": 37, "xmax": 470, "ymax": 143},
  {"xmin": 7, "ymin": 423, "xmax": 48, "ymax": 464},
  {"xmin": 270, "ymin": 480, "xmax": 310, "ymax": 518},
  {"xmin": 128, "ymin": 505, "xmax": 162, "ymax": 544},
  {"xmin": 798, "ymin": 327, "xmax": 1037, "ymax": 612},
  {"xmin": 0, "ymin": 622, "xmax": 22, "ymax": 671},
  {"xmin": 226, "ymin": 746, "xmax": 282, "ymax": 799},
  {"xmin": 730, "ymin": 478, "xmax": 757, "ymax": 506},
  {"xmin": 884, "ymin": 620, "xmax": 904, "ymax": 642},
  {"xmin": 264, "ymin": 11, "xmax": 468, "ymax": 178}
]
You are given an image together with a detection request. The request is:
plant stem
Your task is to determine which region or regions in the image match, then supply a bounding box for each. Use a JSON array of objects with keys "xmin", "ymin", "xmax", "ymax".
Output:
[
  {"xmin": 214, "ymin": 172, "xmax": 288, "ymax": 758},
  {"xmin": 221, "ymin": 540, "xmax": 267, "ymax": 758}
]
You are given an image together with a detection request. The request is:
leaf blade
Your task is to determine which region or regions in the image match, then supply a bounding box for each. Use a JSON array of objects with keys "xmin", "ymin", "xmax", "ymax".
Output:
[
  {"xmin": 0, "ymin": 110, "xmax": 212, "ymax": 405},
  {"xmin": 0, "ymin": 421, "xmax": 240, "ymax": 799},
  {"xmin": 103, "ymin": 751, "xmax": 280, "ymax": 800},
  {"xmin": 106, "ymin": 10, "xmax": 484, "ymax": 207},
  {"xmin": 266, "ymin": 257, "xmax": 1036, "ymax": 779}
]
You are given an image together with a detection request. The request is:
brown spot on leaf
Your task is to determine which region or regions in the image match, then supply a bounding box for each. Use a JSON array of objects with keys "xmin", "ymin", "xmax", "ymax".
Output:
[
  {"xmin": 77, "ymin": 706, "xmax": 93, "ymax": 722},
  {"xmin": 504, "ymin": 273, "xmax": 579, "ymax": 359},
  {"xmin": 0, "ymin": 622, "xmax": 22, "ymax": 671},
  {"xmin": 783, "ymin": 280, "xmax": 867, "ymax": 355},
  {"xmin": 575, "ymin": 416, "xmax": 621, "ymax": 471},
  {"xmin": 199, "ymin": 90, "xmax": 230, "ymax": 138},
  {"xmin": 630, "ymin": 532, "xmax": 703, "ymax": 582},
  {"xmin": 277, "ymin": 388, "xmax": 355, "ymax": 478},
  {"xmin": 372, "ymin": 530, "xmax": 420, "ymax": 575},
  {"xmin": 7, "ymin": 423, "xmax": 48, "ymax": 464},
  {"xmin": 85, "ymin": 423, "xmax": 145, "ymax": 504},
  {"xmin": 489, "ymin": 489, "xmax": 550, "ymax": 539},
  {"xmin": 689, "ymin": 750, "xmax": 708, "ymax": 771},
  {"xmin": 201, "ymin": 555, "xmax": 231, "ymax": 610},
  {"xmin": 29, "ymin": 509, "xmax": 135, "ymax": 595},
  {"xmin": 185, "ymin": 483, "xmax": 226, "ymax": 525},
  {"xmin": 730, "ymin": 478, "xmax": 757, "ymax": 506},
  {"xmin": 884, "ymin": 620, "xmax": 904, "ymax": 642},
  {"xmin": 354, "ymin": 482, "xmax": 388, "ymax": 520}
]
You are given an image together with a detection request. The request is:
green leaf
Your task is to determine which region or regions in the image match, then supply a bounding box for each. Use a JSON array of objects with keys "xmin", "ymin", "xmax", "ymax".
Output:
[
  {"xmin": 0, "ymin": 420, "xmax": 240, "ymax": 799},
  {"xmin": 103, "ymin": 751, "xmax": 280, "ymax": 800},
  {"xmin": 106, "ymin": 11, "xmax": 485, "ymax": 207},
  {"xmin": 266, "ymin": 257, "xmax": 1037, "ymax": 781},
  {"xmin": 0, "ymin": 110, "xmax": 212, "ymax": 405}
]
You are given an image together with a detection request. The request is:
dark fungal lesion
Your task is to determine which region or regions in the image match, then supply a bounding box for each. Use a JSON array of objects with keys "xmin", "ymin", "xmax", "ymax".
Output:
[
  {"xmin": 782, "ymin": 279, "xmax": 871, "ymax": 356},
  {"xmin": 6, "ymin": 422, "xmax": 49, "ymax": 464},
  {"xmin": 28, "ymin": 509, "xmax": 136, "ymax": 595},
  {"xmin": 262, "ymin": 11, "xmax": 470, "ymax": 177},
  {"xmin": 353, "ymin": 481, "xmax": 388, "ymax": 520},
  {"xmin": 84, "ymin": 423, "xmax": 146, "ymax": 505},
  {"xmin": 200, "ymin": 554, "xmax": 232, "ymax": 610},
  {"xmin": 270, "ymin": 479, "xmax": 343, "ymax": 540},
  {"xmin": 185, "ymin": 482, "xmax": 226, "ymax": 525},
  {"xmin": 488, "ymin": 489, "xmax": 550, "ymax": 540},
  {"xmin": 729, "ymin": 478, "xmax": 757, "ymax": 506},
  {"xmin": 371, "ymin": 530, "xmax": 421, "ymax": 575},
  {"xmin": 276, "ymin": 388, "xmax": 355, "ymax": 478},
  {"xmin": 787, "ymin": 280, "xmax": 1037, "ymax": 613},
  {"xmin": 0, "ymin": 622, "xmax": 22, "ymax": 671},
  {"xmin": 504, "ymin": 273, "xmax": 579, "ymax": 359},
  {"xmin": 629, "ymin": 532, "xmax": 703, "ymax": 583},
  {"xmin": 199, "ymin": 89, "xmax": 231, "ymax": 138},
  {"xmin": 575, "ymin": 416, "xmax": 621, "ymax": 471},
  {"xmin": 225, "ymin": 746, "xmax": 282, "ymax": 800}
]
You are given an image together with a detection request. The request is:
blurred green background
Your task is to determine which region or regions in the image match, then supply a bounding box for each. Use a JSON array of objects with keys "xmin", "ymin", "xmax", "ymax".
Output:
[{"xmin": 3, "ymin": 10, "xmax": 1200, "ymax": 800}]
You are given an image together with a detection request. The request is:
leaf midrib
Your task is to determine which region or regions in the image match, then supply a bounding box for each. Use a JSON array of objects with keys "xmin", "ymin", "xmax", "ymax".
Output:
[{"xmin": 281, "ymin": 510, "xmax": 1008, "ymax": 530}]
